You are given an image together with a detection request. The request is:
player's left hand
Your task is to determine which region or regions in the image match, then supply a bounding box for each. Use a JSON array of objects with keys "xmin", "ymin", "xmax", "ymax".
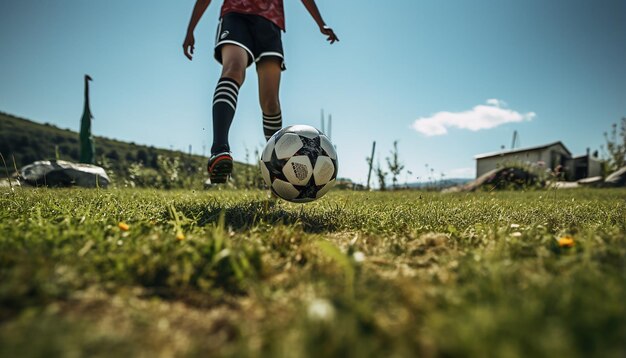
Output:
[{"xmin": 320, "ymin": 25, "xmax": 339, "ymax": 44}]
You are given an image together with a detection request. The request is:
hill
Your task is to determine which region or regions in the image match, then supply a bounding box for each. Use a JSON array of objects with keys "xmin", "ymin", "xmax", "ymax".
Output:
[{"xmin": 0, "ymin": 111, "xmax": 259, "ymax": 188}]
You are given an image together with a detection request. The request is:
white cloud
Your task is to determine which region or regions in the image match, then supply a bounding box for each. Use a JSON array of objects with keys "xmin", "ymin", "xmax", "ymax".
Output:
[
  {"xmin": 411, "ymin": 100, "xmax": 535, "ymax": 136},
  {"xmin": 486, "ymin": 98, "xmax": 507, "ymax": 107}
]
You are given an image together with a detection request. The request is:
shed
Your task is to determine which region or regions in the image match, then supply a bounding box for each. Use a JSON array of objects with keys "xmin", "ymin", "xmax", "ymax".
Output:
[{"xmin": 474, "ymin": 141, "xmax": 571, "ymax": 178}]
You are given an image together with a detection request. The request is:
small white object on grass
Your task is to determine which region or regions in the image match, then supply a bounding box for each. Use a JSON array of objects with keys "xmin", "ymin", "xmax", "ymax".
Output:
[
  {"xmin": 307, "ymin": 298, "xmax": 335, "ymax": 322},
  {"xmin": 353, "ymin": 251, "xmax": 365, "ymax": 263}
]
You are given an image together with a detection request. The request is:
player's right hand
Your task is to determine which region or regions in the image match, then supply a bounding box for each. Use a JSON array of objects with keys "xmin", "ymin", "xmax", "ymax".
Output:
[
  {"xmin": 183, "ymin": 33, "xmax": 195, "ymax": 60},
  {"xmin": 320, "ymin": 26, "xmax": 339, "ymax": 44}
]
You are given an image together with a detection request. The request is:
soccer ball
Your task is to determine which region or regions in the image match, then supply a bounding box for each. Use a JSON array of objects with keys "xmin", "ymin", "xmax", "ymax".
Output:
[{"xmin": 260, "ymin": 125, "xmax": 338, "ymax": 203}]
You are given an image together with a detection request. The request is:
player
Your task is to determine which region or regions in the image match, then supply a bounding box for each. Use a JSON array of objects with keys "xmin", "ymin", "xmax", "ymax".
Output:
[{"xmin": 183, "ymin": 0, "xmax": 339, "ymax": 183}]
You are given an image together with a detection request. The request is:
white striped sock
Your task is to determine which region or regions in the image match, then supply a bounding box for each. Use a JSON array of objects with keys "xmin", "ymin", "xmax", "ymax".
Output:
[{"xmin": 263, "ymin": 112, "xmax": 282, "ymax": 140}]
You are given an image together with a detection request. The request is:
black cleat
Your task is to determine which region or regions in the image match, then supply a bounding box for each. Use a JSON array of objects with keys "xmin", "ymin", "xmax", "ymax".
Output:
[{"xmin": 207, "ymin": 152, "xmax": 233, "ymax": 184}]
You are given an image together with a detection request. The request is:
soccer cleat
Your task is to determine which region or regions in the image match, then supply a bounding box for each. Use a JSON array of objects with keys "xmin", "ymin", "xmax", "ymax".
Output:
[{"xmin": 207, "ymin": 152, "xmax": 233, "ymax": 184}]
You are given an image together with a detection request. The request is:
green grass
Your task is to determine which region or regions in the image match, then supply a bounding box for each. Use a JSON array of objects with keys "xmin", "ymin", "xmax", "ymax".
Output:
[{"xmin": 1, "ymin": 188, "xmax": 625, "ymax": 357}]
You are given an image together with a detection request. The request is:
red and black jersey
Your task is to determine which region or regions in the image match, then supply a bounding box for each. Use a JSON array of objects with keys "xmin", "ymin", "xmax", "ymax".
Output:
[{"xmin": 221, "ymin": 0, "xmax": 285, "ymax": 31}]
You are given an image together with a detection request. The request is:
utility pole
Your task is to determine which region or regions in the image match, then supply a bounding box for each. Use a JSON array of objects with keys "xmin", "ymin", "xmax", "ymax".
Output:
[
  {"xmin": 320, "ymin": 109, "xmax": 325, "ymax": 133},
  {"xmin": 511, "ymin": 130, "xmax": 519, "ymax": 149},
  {"xmin": 366, "ymin": 141, "xmax": 376, "ymax": 190}
]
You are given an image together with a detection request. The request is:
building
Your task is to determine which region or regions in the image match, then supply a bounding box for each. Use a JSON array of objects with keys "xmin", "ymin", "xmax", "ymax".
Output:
[
  {"xmin": 474, "ymin": 141, "xmax": 601, "ymax": 181},
  {"xmin": 568, "ymin": 150, "xmax": 603, "ymax": 180}
]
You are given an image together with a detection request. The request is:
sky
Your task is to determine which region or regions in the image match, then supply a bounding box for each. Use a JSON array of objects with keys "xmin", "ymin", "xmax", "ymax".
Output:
[{"xmin": 1, "ymin": 0, "xmax": 625, "ymax": 185}]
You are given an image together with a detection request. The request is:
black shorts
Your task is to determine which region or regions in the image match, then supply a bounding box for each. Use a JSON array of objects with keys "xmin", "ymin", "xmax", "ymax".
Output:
[{"xmin": 214, "ymin": 12, "xmax": 286, "ymax": 71}]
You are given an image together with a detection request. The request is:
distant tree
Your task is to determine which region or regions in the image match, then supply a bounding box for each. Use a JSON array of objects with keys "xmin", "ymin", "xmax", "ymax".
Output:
[
  {"xmin": 386, "ymin": 140, "xmax": 404, "ymax": 189},
  {"xmin": 22, "ymin": 153, "xmax": 36, "ymax": 165},
  {"xmin": 137, "ymin": 149, "xmax": 148, "ymax": 164},
  {"xmin": 30, "ymin": 141, "xmax": 41, "ymax": 152},
  {"xmin": 0, "ymin": 140, "xmax": 10, "ymax": 155},
  {"xmin": 365, "ymin": 144, "xmax": 376, "ymax": 190},
  {"xmin": 59, "ymin": 144, "xmax": 71, "ymax": 156},
  {"xmin": 149, "ymin": 151, "xmax": 159, "ymax": 168},
  {"xmin": 69, "ymin": 147, "xmax": 79, "ymax": 159},
  {"xmin": 106, "ymin": 149, "xmax": 120, "ymax": 161},
  {"xmin": 603, "ymin": 117, "xmax": 626, "ymax": 172},
  {"xmin": 375, "ymin": 162, "xmax": 388, "ymax": 191},
  {"xmin": 125, "ymin": 151, "xmax": 135, "ymax": 162}
]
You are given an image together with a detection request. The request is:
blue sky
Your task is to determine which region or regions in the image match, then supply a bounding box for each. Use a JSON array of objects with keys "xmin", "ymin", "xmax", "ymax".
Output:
[{"xmin": 1, "ymin": 0, "xmax": 625, "ymax": 185}]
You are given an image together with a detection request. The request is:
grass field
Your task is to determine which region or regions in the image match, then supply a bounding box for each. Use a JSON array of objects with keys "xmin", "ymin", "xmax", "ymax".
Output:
[{"xmin": 1, "ymin": 187, "xmax": 625, "ymax": 357}]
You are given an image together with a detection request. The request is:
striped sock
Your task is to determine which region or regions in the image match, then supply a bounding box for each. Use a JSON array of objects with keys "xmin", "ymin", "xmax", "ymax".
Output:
[
  {"xmin": 263, "ymin": 112, "xmax": 282, "ymax": 141},
  {"xmin": 211, "ymin": 77, "xmax": 240, "ymax": 154}
]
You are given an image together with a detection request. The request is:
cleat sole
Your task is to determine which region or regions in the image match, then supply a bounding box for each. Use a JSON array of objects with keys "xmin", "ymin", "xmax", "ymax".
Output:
[{"xmin": 208, "ymin": 156, "xmax": 233, "ymax": 184}]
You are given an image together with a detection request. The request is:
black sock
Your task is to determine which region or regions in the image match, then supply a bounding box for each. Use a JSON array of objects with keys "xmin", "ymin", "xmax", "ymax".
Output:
[
  {"xmin": 211, "ymin": 77, "xmax": 240, "ymax": 155},
  {"xmin": 263, "ymin": 112, "xmax": 282, "ymax": 141}
]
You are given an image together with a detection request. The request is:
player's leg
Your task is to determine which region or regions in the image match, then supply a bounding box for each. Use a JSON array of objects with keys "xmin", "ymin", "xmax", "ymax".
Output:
[
  {"xmin": 208, "ymin": 44, "xmax": 248, "ymax": 183},
  {"xmin": 211, "ymin": 44, "xmax": 247, "ymax": 154},
  {"xmin": 248, "ymin": 13, "xmax": 285, "ymax": 141},
  {"xmin": 208, "ymin": 13, "xmax": 256, "ymax": 183},
  {"xmin": 256, "ymin": 57, "xmax": 283, "ymax": 141}
]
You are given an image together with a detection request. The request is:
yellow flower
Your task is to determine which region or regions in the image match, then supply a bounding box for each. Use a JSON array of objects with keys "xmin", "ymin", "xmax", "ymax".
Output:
[
  {"xmin": 176, "ymin": 232, "xmax": 185, "ymax": 241},
  {"xmin": 118, "ymin": 222, "xmax": 130, "ymax": 231},
  {"xmin": 558, "ymin": 235, "xmax": 574, "ymax": 248}
]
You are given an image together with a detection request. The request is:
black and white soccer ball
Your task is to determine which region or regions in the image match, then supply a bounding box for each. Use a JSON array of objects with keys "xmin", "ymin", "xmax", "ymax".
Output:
[{"xmin": 260, "ymin": 125, "xmax": 338, "ymax": 203}]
